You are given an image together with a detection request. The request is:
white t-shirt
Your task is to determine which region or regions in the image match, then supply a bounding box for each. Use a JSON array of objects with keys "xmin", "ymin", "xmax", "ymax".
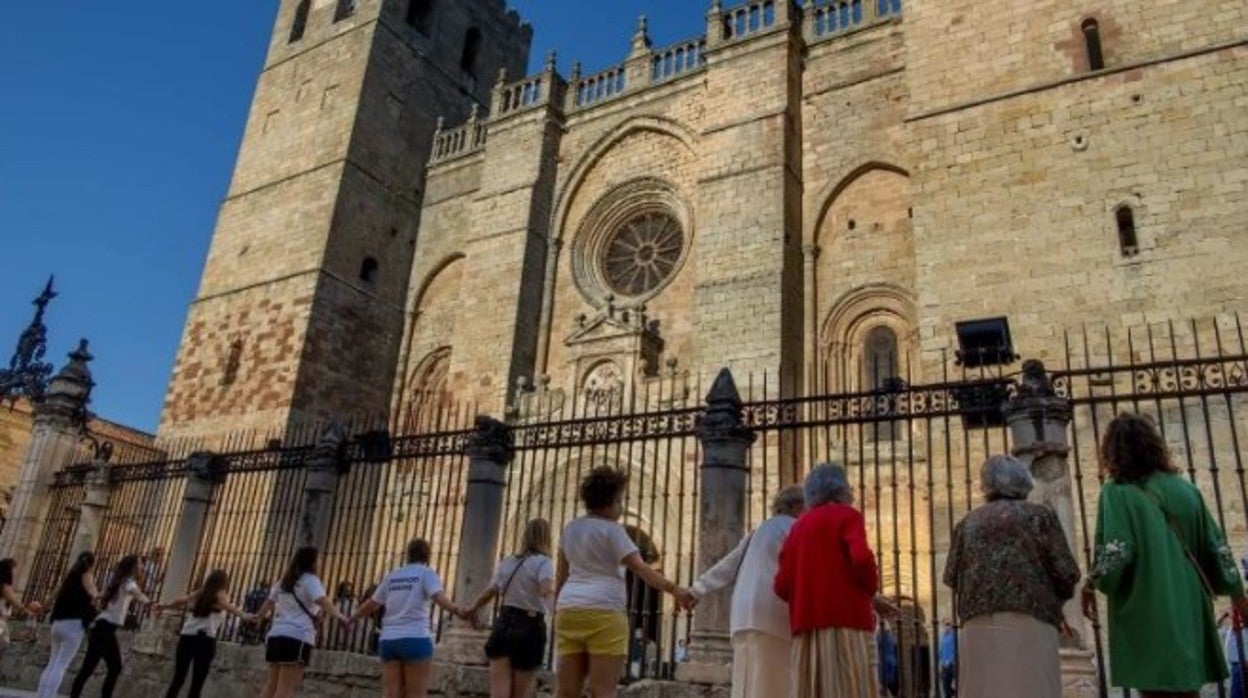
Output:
[
  {"xmin": 556, "ymin": 517, "xmax": 639, "ymax": 612},
  {"xmin": 371, "ymin": 564, "xmax": 442, "ymax": 642},
  {"xmin": 98, "ymin": 579, "xmax": 142, "ymax": 626},
  {"xmin": 266, "ymin": 574, "xmax": 326, "ymax": 645},
  {"xmin": 491, "ymin": 554, "xmax": 555, "ymax": 614},
  {"xmin": 181, "ymin": 611, "xmax": 226, "ymax": 637}
]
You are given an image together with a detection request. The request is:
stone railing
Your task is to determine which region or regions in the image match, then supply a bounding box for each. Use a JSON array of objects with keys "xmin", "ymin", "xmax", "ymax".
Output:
[
  {"xmin": 716, "ymin": 0, "xmax": 781, "ymax": 42},
  {"xmin": 569, "ymin": 63, "xmax": 628, "ymax": 109},
  {"xmin": 429, "ymin": 106, "xmax": 488, "ymax": 165},
  {"xmin": 490, "ymin": 52, "xmax": 567, "ymax": 120},
  {"xmin": 802, "ymin": 0, "xmax": 902, "ymax": 42},
  {"xmin": 651, "ymin": 36, "xmax": 707, "ymax": 84}
]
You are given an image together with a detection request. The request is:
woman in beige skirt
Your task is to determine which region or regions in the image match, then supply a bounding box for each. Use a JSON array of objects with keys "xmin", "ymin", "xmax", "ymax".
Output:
[
  {"xmin": 775, "ymin": 464, "xmax": 882, "ymax": 698},
  {"xmin": 944, "ymin": 455, "xmax": 1081, "ymax": 698},
  {"xmin": 686, "ymin": 486, "xmax": 806, "ymax": 698}
]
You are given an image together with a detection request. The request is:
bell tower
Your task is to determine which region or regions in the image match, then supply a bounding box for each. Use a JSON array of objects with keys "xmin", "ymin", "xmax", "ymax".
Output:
[{"xmin": 160, "ymin": 0, "xmax": 530, "ymax": 441}]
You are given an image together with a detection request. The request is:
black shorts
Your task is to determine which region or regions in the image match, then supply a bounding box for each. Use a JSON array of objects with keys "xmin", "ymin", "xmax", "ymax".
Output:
[
  {"xmin": 265, "ymin": 636, "xmax": 314, "ymax": 666},
  {"xmin": 484, "ymin": 606, "xmax": 547, "ymax": 671}
]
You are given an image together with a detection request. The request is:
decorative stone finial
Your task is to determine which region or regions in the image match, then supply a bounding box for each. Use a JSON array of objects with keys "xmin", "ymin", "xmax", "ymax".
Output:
[
  {"xmin": 309, "ymin": 420, "xmax": 348, "ymax": 474},
  {"xmin": 696, "ymin": 368, "xmax": 755, "ymax": 449},
  {"xmin": 468, "ymin": 104, "xmax": 480, "ymax": 121},
  {"xmin": 570, "ymin": 61, "xmax": 583, "ymax": 82},
  {"xmin": 544, "ymin": 50, "xmax": 557, "ymax": 73},
  {"xmin": 631, "ymin": 15, "xmax": 652, "ymax": 54},
  {"xmin": 1015, "ymin": 359, "xmax": 1058, "ymax": 399},
  {"xmin": 466, "ymin": 416, "xmax": 514, "ymax": 465},
  {"xmin": 495, "ymin": 68, "xmax": 508, "ymax": 87}
]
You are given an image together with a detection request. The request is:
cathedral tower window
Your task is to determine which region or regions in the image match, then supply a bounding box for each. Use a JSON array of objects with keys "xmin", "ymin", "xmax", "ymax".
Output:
[
  {"xmin": 359, "ymin": 257, "xmax": 380, "ymax": 285},
  {"xmin": 334, "ymin": 0, "xmax": 356, "ymax": 23},
  {"xmin": 461, "ymin": 28, "xmax": 483, "ymax": 75},
  {"xmin": 407, "ymin": 0, "xmax": 435, "ymax": 33},
  {"xmin": 1082, "ymin": 18, "xmax": 1105, "ymax": 71},
  {"xmin": 221, "ymin": 340, "xmax": 243, "ymax": 387},
  {"xmin": 1116, "ymin": 205, "xmax": 1138, "ymax": 257},
  {"xmin": 289, "ymin": 0, "xmax": 310, "ymax": 43}
]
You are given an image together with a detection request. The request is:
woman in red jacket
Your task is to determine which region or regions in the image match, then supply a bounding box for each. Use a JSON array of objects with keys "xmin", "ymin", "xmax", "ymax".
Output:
[{"xmin": 775, "ymin": 462, "xmax": 880, "ymax": 698}]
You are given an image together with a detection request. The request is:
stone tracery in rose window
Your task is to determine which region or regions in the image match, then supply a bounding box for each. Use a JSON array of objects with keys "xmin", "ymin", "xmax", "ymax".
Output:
[{"xmin": 600, "ymin": 212, "xmax": 684, "ymax": 298}]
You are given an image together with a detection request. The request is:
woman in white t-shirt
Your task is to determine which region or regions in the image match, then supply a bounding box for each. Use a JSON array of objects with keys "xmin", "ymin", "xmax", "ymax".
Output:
[
  {"xmin": 256, "ymin": 547, "xmax": 351, "ymax": 698},
  {"xmin": 354, "ymin": 539, "xmax": 464, "ymax": 698},
  {"xmin": 555, "ymin": 467, "xmax": 696, "ymax": 698},
  {"xmin": 156, "ymin": 569, "xmax": 255, "ymax": 698},
  {"xmin": 69, "ymin": 554, "xmax": 149, "ymax": 698},
  {"xmin": 463, "ymin": 518, "xmax": 556, "ymax": 698}
]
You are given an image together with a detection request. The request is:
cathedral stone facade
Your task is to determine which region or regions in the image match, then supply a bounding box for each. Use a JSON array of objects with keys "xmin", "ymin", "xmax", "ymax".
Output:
[{"xmin": 158, "ymin": 0, "xmax": 1248, "ymax": 442}]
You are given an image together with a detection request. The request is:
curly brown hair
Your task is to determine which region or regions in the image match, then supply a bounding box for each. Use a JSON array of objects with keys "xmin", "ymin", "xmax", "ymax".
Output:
[
  {"xmin": 580, "ymin": 466, "xmax": 629, "ymax": 512},
  {"xmin": 1100, "ymin": 413, "xmax": 1178, "ymax": 483}
]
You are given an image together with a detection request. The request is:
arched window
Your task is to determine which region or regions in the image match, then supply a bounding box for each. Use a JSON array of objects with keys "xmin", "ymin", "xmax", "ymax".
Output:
[
  {"xmin": 359, "ymin": 256, "xmax": 380, "ymax": 284},
  {"xmin": 460, "ymin": 27, "xmax": 482, "ymax": 75},
  {"xmin": 289, "ymin": 0, "xmax": 310, "ymax": 43},
  {"xmin": 1116, "ymin": 206, "xmax": 1139, "ymax": 257},
  {"xmin": 333, "ymin": 0, "xmax": 356, "ymax": 23},
  {"xmin": 406, "ymin": 0, "xmax": 435, "ymax": 32},
  {"xmin": 863, "ymin": 326, "xmax": 900, "ymax": 441},
  {"xmin": 863, "ymin": 326, "xmax": 899, "ymax": 391},
  {"xmin": 1082, "ymin": 18, "xmax": 1105, "ymax": 71},
  {"xmin": 221, "ymin": 340, "xmax": 243, "ymax": 387}
]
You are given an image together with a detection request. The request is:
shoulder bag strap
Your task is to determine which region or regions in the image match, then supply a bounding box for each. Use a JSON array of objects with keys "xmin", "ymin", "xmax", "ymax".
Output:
[
  {"xmin": 732, "ymin": 533, "xmax": 755, "ymax": 582},
  {"xmin": 287, "ymin": 583, "xmax": 321, "ymax": 625},
  {"xmin": 499, "ymin": 556, "xmax": 529, "ymax": 601},
  {"xmin": 1137, "ymin": 484, "xmax": 1216, "ymax": 598}
]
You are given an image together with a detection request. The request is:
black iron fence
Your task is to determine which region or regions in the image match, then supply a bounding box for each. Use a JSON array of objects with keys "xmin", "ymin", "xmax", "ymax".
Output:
[{"xmin": 25, "ymin": 316, "xmax": 1248, "ymax": 696}]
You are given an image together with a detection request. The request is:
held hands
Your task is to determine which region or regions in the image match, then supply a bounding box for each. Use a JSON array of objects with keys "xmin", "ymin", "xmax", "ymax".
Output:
[
  {"xmin": 673, "ymin": 587, "xmax": 699, "ymax": 613},
  {"xmin": 1080, "ymin": 582, "xmax": 1098, "ymax": 622},
  {"xmin": 872, "ymin": 595, "xmax": 901, "ymax": 619},
  {"xmin": 1233, "ymin": 595, "xmax": 1248, "ymax": 620}
]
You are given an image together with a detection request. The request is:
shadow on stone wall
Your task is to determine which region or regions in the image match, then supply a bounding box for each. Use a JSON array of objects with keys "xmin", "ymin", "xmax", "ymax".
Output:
[{"xmin": 0, "ymin": 622, "xmax": 728, "ymax": 698}]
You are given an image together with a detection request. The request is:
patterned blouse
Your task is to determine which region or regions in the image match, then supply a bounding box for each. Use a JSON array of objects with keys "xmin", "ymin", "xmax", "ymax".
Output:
[{"xmin": 943, "ymin": 499, "xmax": 1081, "ymax": 627}]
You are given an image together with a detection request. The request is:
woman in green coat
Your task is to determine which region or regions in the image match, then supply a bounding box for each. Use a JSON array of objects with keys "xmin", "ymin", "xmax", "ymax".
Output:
[{"xmin": 1082, "ymin": 413, "xmax": 1248, "ymax": 697}]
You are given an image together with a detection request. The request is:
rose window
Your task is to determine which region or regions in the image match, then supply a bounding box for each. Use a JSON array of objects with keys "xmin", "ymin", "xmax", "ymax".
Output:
[{"xmin": 600, "ymin": 212, "xmax": 684, "ymax": 298}]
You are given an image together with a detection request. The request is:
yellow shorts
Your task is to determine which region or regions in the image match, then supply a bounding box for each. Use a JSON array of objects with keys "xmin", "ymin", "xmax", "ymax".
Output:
[{"xmin": 554, "ymin": 609, "xmax": 629, "ymax": 657}]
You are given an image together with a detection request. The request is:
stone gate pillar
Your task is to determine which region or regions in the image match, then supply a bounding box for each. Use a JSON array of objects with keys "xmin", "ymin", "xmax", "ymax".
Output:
[
  {"xmin": 0, "ymin": 340, "xmax": 94, "ymax": 594},
  {"xmin": 443, "ymin": 416, "xmax": 514, "ymax": 664},
  {"xmin": 1003, "ymin": 360, "xmax": 1097, "ymax": 698},
  {"xmin": 68, "ymin": 459, "xmax": 113, "ymax": 564},
  {"xmin": 300, "ymin": 422, "xmax": 348, "ymax": 552},
  {"xmin": 160, "ymin": 452, "xmax": 227, "ymax": 602},
  {"xmin": 678, "ymin": 369, "xmax": 756, "ymax": 684}
]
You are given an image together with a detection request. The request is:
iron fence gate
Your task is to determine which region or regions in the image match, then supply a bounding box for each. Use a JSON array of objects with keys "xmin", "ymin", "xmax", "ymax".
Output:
[
  {"xmin": 1058, "ymin": 316, "xmax": 1248, "ymax": 698},
  {"xmin": 24, "ymin": 315, "xmax": 1248, "ymax": 695}
]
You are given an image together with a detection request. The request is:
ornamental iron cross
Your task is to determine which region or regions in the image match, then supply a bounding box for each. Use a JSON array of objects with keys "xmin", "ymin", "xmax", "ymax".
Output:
[{"xmin": 0, "ymin": 277, "xmax": 57, "ymax": 406}]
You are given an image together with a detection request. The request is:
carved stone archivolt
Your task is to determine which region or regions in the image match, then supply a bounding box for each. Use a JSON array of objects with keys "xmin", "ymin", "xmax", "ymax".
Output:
[{"xmin": 570, "ymin": 177, "xmax": 692, "ymax": 307}]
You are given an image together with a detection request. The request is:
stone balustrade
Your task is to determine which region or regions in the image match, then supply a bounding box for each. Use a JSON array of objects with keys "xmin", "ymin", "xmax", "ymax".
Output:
[
  {"xmin": 803, "ymin": 0, "xmax": 903, "ymax": 42},
  {"xmin": 652, "ymin": 37, "xmax": 708, "ymax": 84},
  {"xmin": 430, "ymin": 107, "xmax": 488, "ymax": 165},
  {"xmin": 493, "ymin": 74, "xmax": 548, "ymax": 116},
  {"xmin": 571, "ymin": 64, "xmax": 628, "ymax": 109},
  {"xmin": 717, "ymin": 0, "xmax": 779, "ymax": 42}
]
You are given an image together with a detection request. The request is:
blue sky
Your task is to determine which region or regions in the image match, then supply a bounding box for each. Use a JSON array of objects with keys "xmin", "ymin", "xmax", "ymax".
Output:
[{"xmin": 0, "ymin": 1, "xmax": 708, "ymax": 433}]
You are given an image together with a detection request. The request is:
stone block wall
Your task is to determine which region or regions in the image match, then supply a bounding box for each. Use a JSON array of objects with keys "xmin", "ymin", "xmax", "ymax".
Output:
[{"xmin": 0, "ymin": 623, "xmax": 725, "ymax": 698}]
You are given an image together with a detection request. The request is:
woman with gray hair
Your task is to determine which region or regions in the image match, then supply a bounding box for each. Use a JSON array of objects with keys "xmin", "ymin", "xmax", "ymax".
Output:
[
  {"xmin": 775, "ymin": 464, "xmax": 880, "ymax": 698},
  {"xmin": 685, "ymin": 486, "xmax": 805, "ymax": 698},
  {"xmin": 943, "ymin": 455, "xmax": 1080, "ymax": 698}
]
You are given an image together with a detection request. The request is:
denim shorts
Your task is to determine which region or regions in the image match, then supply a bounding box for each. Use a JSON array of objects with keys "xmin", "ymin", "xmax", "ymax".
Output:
[{"xmin": 378, "ymin": 637, "xmax": 434, "ymax": 663}]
